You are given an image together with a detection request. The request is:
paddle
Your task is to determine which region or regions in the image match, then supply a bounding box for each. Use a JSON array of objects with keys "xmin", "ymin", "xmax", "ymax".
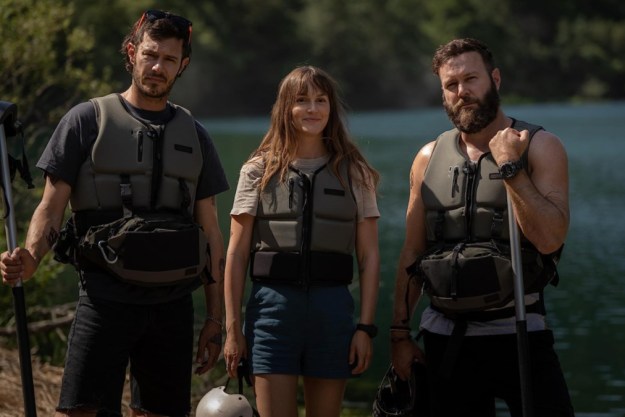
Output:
[
  {"xmin": 0, "ymin": 101, "xmax": 38, "ymax": 417},
  {"xmin": 506, "ymin": 193, "xmax": 533, "ymax": 417}
]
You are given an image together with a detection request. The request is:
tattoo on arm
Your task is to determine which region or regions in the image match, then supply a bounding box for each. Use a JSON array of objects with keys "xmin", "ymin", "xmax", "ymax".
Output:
[{"xmin": 46, "ymin": 228, "xmax": 60, "ymax": 249}]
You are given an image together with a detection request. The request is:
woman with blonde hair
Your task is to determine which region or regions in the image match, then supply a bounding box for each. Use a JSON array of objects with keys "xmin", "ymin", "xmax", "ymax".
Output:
[{"xmin": 224, "ymin": 66, "xmax": 380, "ymax": 417}]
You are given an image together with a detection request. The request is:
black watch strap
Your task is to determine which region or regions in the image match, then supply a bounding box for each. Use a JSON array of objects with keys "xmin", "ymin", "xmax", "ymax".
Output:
[
  {"xmin": 356, "ymin": 323, "xmax": 378, "ymax": 339},
  {"xmin": 498, "ymin": 159, "xmax": 524, "ymax": 179}
]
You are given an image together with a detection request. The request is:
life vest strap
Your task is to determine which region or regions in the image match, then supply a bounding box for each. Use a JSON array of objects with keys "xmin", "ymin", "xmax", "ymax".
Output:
[
  {"xmin": 251, "ymin": 250, "xmax": 353, "ymax": 286},
  {"xmin": 430, "ymin": 297, "xmax": 546, "ymax": 321}
]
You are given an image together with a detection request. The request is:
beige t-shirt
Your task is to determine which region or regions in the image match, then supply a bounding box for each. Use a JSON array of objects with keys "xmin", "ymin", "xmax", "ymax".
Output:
[{"xmin": 230, "ymin": 155, "xmax": 379, "ymax": 221}]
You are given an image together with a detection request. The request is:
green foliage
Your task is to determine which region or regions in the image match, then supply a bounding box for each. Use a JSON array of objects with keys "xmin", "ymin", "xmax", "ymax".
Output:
[
  {"xmin": 9, "ymin": 0, "xmax": 619, "ymax": 119},
  {"xmin": 0, "ymin": 0, "xmax": 116, "ymax": 361},
  {"xmin": 556, "ymin": 16, "xmax": 625, "ymax": 100},
  {"xmin": 0, "ymin": 0, "xmax": 114, "ymax": 143},
  {"xmin": 298, "ymin": 0, "xmax": 431, "ymax": 108}
]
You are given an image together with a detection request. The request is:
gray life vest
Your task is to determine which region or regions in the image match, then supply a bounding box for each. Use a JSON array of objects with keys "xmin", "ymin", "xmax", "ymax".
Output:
[
  {"xmin": 61, "ymin": 94, "xmax": 210, "ymax": 286},
  {"xmin": 418, "ymin": 119, "xmax": 558, "ymax": 315},
  {"xmin": 250, "ymin": 163, "xmax": 357, "ymax": 287},
  {"xmin": 422, "ymin": 119, "xmax": 539, "ymax": 245},
  {"xmin": 70, "ymin": 93, "xmax": 203, "ymax": 220}
]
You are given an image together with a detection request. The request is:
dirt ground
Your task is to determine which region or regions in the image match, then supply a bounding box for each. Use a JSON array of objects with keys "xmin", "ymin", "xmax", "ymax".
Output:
[
  {"xmin": 0, "ymin": 345, "xmax": 67, "ymax": 417},
  {"xmin": 0, "ymin": 345, "xmax": 131, "ymax": 417},
  {"xmin": 0, "ymin": 345, "xmax": 229, "ymax": 417}
]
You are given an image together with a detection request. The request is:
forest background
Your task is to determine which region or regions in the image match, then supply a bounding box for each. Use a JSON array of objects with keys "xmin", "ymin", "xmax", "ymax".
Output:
[{"xmin": 1, "ymin": 0, "xmax": 625, "ymax": 412}]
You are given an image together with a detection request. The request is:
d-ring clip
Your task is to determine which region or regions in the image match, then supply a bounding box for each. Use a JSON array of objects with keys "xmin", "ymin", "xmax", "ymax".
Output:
[{"xmin": 98, "ymin": 241, "xmax": 118, "ymax": 264}]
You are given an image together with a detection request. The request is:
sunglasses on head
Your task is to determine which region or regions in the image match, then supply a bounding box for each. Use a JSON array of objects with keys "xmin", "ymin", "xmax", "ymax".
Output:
[{"xmin": 135, "ymin": 9, "xmax": 193, "ymax": 45}]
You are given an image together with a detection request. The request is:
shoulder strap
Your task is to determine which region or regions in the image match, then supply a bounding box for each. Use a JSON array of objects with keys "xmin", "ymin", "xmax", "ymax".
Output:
[
  {"xmin": 510, "ymin": 118, "xmax": 544, "ymax": 169},
  {"xmin": 510, "ymin": 118, "xmax": 563, "ymax": 285}
]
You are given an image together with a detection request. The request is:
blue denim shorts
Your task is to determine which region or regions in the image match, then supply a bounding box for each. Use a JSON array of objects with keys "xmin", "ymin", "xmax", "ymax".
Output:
[
  {"xmin": 57, "ymin": 295, "xmax": 194, "ymax": 417},
  {"xmin": 244, "ymin": 283, "xmax": 355, "ymax": 378}
]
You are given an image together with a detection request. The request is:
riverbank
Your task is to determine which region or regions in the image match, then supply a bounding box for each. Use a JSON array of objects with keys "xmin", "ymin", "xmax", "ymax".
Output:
[{"xmin": 0, "ymin": 346, "xmax": 371, "ymax": 417}]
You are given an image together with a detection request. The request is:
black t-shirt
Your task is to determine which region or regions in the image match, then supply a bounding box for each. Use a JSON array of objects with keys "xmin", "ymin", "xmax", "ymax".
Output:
[{"xmin": 37, "ymin": 96, "xmax": 229, "ymax": 304}]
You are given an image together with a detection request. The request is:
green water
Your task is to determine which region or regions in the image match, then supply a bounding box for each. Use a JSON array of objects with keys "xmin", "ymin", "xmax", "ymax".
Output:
[{"xmin": 205, "ymin": 101, "xmax": 625, "ymax": 416}]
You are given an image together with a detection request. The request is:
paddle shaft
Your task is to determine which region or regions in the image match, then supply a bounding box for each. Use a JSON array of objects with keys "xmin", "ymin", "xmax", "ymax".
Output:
[
  {"xmin": 1, "ymin": 122, "xmax": 38, "ymax": 417},
  {"xmin": 506, "ymin": 193, "xmax": 533, "ymax": 417}
]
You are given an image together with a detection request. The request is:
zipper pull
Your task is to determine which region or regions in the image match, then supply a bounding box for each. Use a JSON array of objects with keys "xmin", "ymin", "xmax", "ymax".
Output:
[{"xmin": 288, "ymin": 178, "xmax": 294, "ymax": 209}]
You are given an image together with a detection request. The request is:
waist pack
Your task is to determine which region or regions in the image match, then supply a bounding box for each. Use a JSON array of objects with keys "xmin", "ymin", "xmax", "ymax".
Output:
[
  {"xmin": 413, "ymin": 241, "xmax": 556, "ymax": 315},
  {"xmin": 78, "ymin": 212, "xmax": 210, "ymax": 286}
]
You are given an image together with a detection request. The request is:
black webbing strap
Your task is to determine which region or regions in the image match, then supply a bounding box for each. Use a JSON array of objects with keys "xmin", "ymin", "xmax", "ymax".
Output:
[
  {"xmin": 147, "ymin": 128, "xmax": 163, "ymax": 210},
  {"xmin": 450, "ymin": 243, "xmax": 465, "ymax": 300},
  {"xmin": 119, "ymin": 174, "xmax": 133, "ymax": 218},
  {"xmin": 435, "ymin": 211, "xmax": 445, "ymax": 243},
  {"xmin": 430, "ymin": 298, "xmax": 546, "ymax": 322},
  {"xmin": 437, "ymin": 319, "xmax": 468, "ymax": 381},
  {"xmin": 491, "ymin": 209, "xmax": 504, "ymax": 239},
  {"xmin": 178, "ymin": 178, "xmax": 191, "ymax": 213},
  {"xmin": 433, "ymin": 298, "xmax": 546, "ymax": 381}
]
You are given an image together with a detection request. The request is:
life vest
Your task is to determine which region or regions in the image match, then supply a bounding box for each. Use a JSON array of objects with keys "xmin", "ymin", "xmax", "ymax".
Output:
[
  {"xmin": 250, "ymin": 163, "xmax": 357, "ymax": 287},
  {"xmin": 70, "ymin": 93, "xmax": 203, "ymax": 228},
  {"xmin": 58, "ymin": 94, "xmax": 210, "ymax": 286},
  {"xmin": 419, "ymin": 119, "xmax": 558, "ymax": 315},
  {"xmin": 422, "ymin": 119, "xmax": 540, "ymax": 244}
]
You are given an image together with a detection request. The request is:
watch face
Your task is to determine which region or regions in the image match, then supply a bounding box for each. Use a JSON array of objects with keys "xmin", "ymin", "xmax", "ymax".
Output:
[
  {"xmin": 501, "ymin": 164, "xmax": 514, "ymax": 177},
  {"xmin": 500, "ymin": 160, "xmax": 522, "ymax": 179}
]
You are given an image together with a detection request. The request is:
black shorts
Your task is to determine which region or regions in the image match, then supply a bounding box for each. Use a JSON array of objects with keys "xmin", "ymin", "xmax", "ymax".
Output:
[
  {"xmin": 57, "ymin": 295, "xmax": 194, "ymax": 417},
  {"xmin": 423, "ymin": 329, "xmax": 575, "ymax": 417}
]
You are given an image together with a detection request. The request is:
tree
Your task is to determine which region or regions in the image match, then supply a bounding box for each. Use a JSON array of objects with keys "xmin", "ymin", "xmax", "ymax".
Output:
[
  {"xmin": 299, "ymin": 0, "xmax": 432, "ymax": 108},
  {"xmin": 0, "ymin": 0, "xmax": 116, "ymax": 363},
  {"xmin": 1, "ymin": 0, "xmax": 115, "ymax": 142}
]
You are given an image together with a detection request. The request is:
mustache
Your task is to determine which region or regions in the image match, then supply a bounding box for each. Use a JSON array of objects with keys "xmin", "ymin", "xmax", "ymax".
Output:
[
  {"xmin": 144, "ymin": 73, "xmax": 167, "ymax": 82},
  {"xmin": 453, "ymin": 96, "xmax": 478, "ymax": 111}
]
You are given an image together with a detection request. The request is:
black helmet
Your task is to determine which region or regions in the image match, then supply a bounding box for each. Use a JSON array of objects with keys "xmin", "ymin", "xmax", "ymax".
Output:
[{"xmin": 372, "ymin": 362, "xmax": 429, "ymax": 417}]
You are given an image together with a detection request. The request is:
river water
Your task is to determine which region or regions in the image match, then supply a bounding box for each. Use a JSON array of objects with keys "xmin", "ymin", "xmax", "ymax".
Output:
[{"xmin": 204, "ymin": 101, "xmax": 625, "ymax": 416}]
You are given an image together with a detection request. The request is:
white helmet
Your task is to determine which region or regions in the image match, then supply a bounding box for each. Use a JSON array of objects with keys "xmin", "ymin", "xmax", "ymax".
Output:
[{"xmin": 196, "ymin": 386, "xmax": 255, "ymax": 417}]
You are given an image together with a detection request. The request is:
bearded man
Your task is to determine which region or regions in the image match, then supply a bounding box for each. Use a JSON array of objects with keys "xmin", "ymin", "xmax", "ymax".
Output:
[
  {"xmin": 390, "ymin": 38, "xmax": 575, "ymax": 417},
  {"xmin": 0, "ymin": 10, "xmax": 229, "ymax": 417}
]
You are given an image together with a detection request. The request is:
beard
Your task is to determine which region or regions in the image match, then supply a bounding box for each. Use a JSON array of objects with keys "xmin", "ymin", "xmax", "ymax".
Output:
[
  {"xmin": 443, "ymin": 79, "xmax": 500, "ymax": 134},
  {"xmin": 132, "ymin": 69, "xmax": 177, "ymax": 100}
]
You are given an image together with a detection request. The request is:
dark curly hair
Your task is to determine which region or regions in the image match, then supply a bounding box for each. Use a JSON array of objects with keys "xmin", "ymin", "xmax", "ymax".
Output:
[
  {"xmin": 120, "ymin": 11, "xmax": 192, "ymax": 74},
  {"xmin": 431, "ymin": 38, "xmax": 495, "ymax": 76}
]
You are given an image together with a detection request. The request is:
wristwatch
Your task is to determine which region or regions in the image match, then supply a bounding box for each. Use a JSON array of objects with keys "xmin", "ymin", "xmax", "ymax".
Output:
[
  {"xmin": 356, "ymin": 323, "xmax": 378, "ymax": 339},
  {"xmin": 498, "ymin": 159, "xmax": 524, "ymax": 179}
]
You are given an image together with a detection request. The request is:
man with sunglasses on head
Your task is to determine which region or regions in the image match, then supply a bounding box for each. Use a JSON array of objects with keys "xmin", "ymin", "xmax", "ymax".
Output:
[{"xmin": 0, "ymin": 9, "xmax": 228, "ymax": 417}]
